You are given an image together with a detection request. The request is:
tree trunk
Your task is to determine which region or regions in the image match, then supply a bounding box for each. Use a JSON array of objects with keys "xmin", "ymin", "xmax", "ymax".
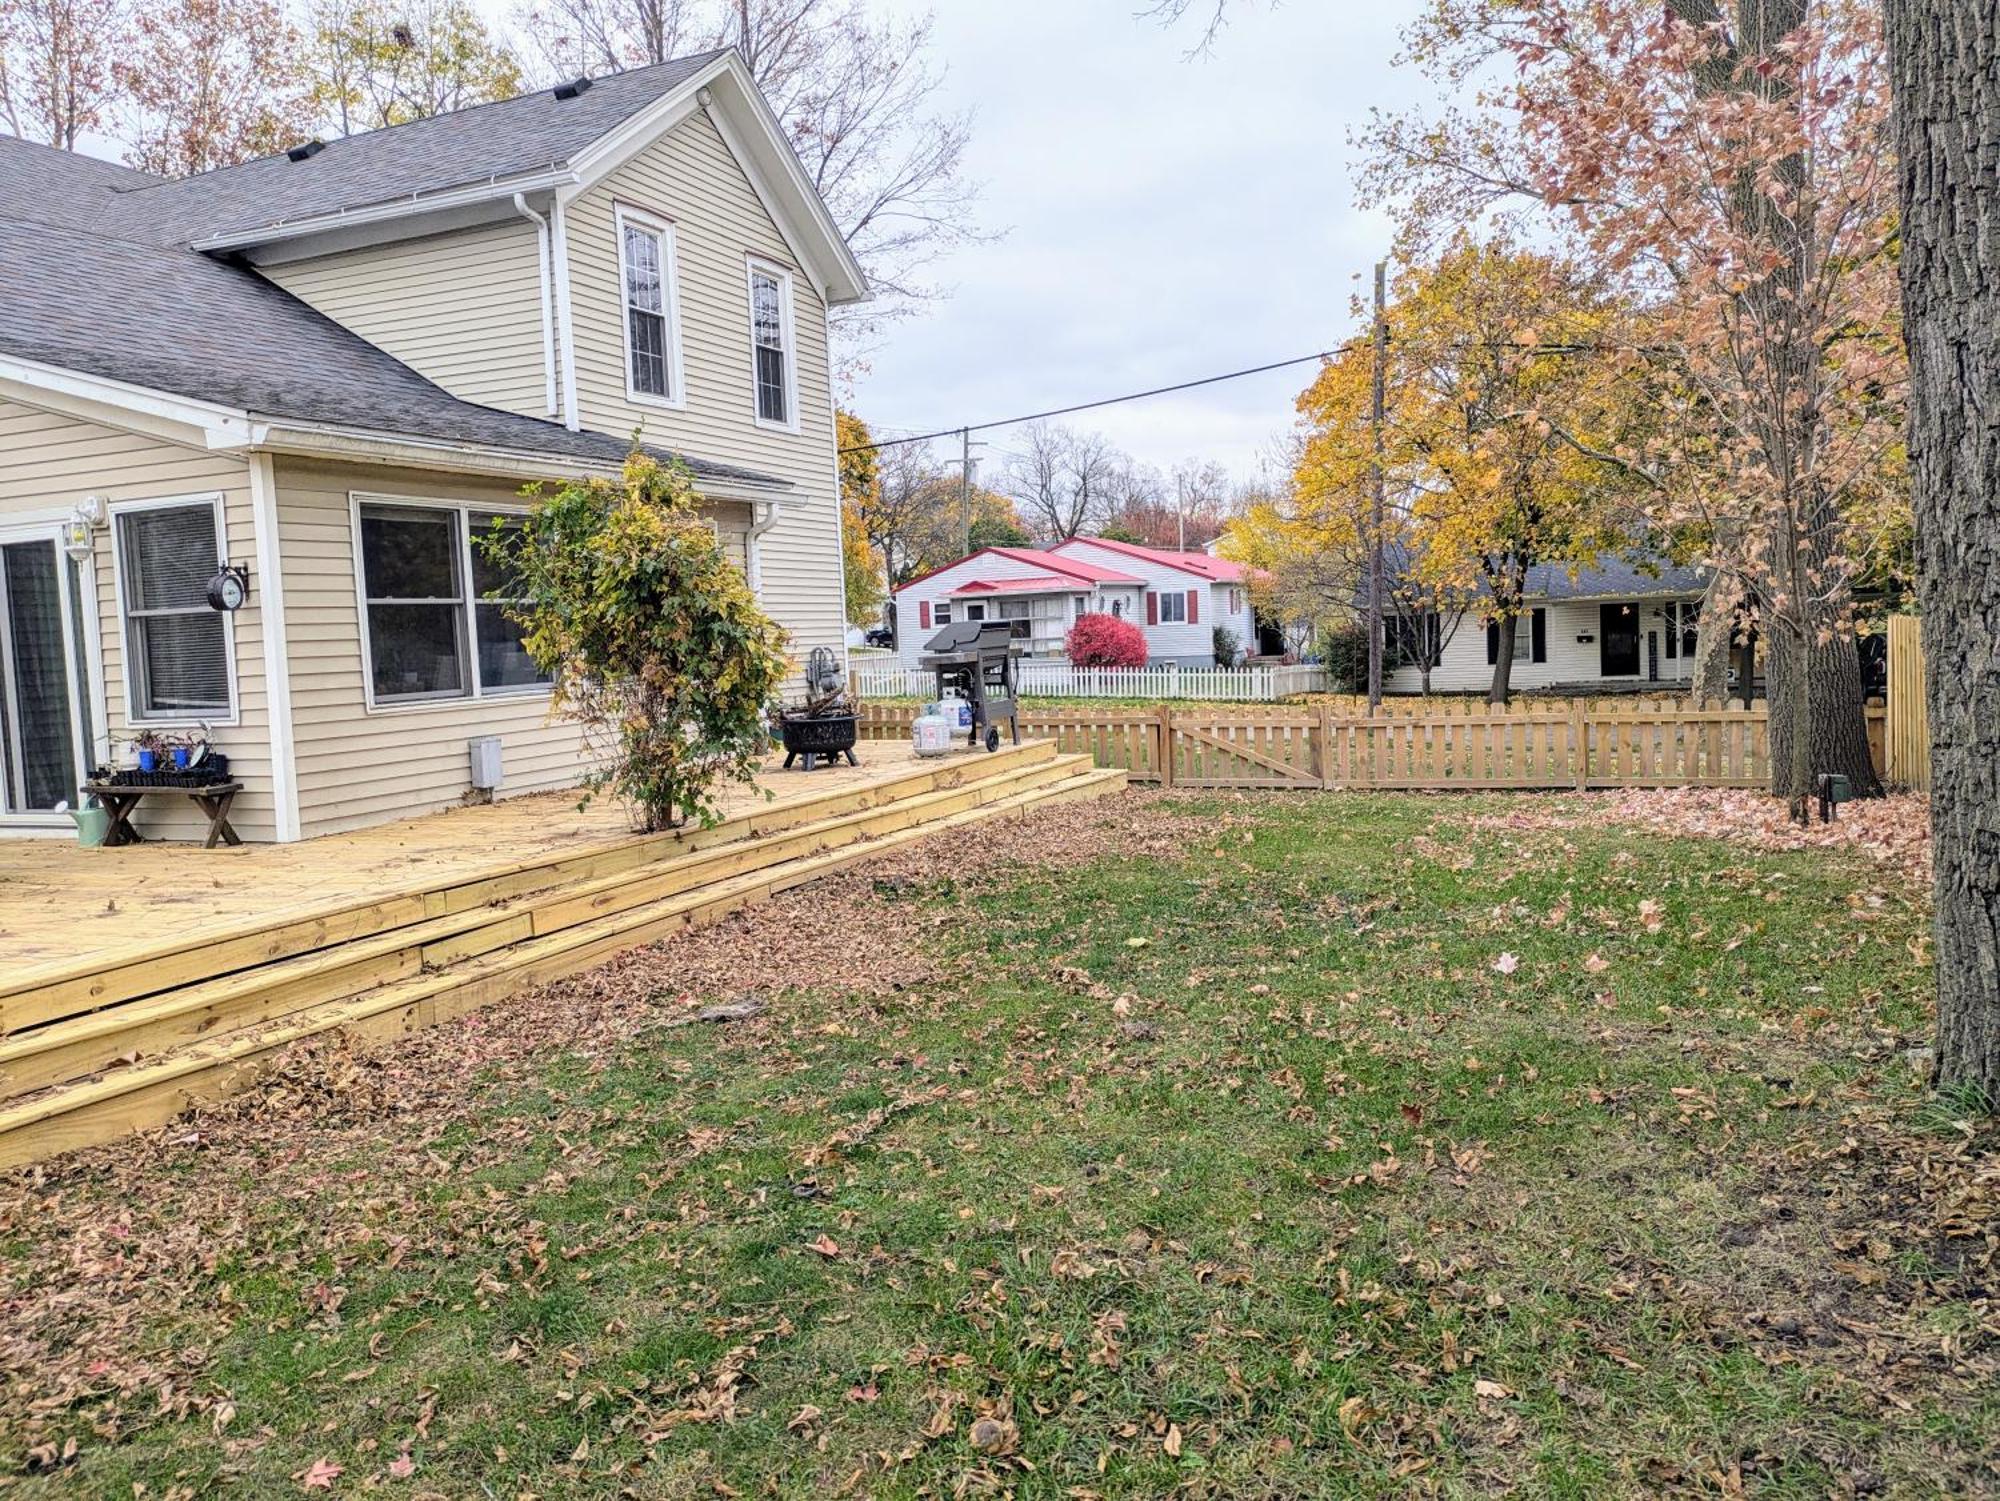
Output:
[
  {"xmin": 1886, "ymin": 0, "xmax": 2000, "ymax": 1106},
  {"xmin": 1488, "ymin": 616, "xmax": 1517, "ymax": 706},
  {"xmin": 1765, "ymin": 627, "xmax": 1798, "ymax": 800},
  {"xmin": 1805, "ymin": 633, "xmax": 1882, "ymax": 799},
  {"xmin": 1689, "ymin": 578, "xmax": 1731, "ymax": 706}
]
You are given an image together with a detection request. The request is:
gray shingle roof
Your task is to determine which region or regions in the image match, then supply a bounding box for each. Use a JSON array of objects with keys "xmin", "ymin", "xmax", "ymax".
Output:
[
  {"xmin": 0, "ymin": 99, "xmax": 788, "ymax": 489},
  {"xmin": 100, "ymin": 52, "xmax": 726, "ymax": 246},
  {"xmin": 1361, "ymin": 547, "xmax": 1705, "ymax": 609}
]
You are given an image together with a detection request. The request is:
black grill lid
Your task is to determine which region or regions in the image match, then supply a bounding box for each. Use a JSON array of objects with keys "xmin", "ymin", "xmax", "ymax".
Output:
[{"xmin": 922, "ymin": 620, "xmax": 1016, "ymax": 657}]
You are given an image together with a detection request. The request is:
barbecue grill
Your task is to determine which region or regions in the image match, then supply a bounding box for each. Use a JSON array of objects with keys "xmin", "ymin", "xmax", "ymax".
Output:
[{"xmin": 920, "ymin": 619, "xmax": 1021, "ymax": 752}]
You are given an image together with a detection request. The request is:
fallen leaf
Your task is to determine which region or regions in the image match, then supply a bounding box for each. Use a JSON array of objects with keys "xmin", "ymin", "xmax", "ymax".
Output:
[
  {"xmin": 300, "ymin": 1458, "xmax": 343, "ymax": 1490},
  {"xmin": 806, "ymin": 1233, "xmax": 842, "ymax": 1258},
  {"xmin": 1583, "ymin": 953, "xmax": 1611, "ymax": 974},
  {"xmin": 387, "ymin": 1455, "xmax": 415, "ymax": 1479},
  {"xmin": 1164, "ymin": 1423, "xmax": 1184, "ymax": 1457},
  {"xmin": 1474, "ymin": 1379, "xmax": 1513, "ymax": 1400},
  {"xmin": 1493, "ymin": 952, "xmax": 1520, "ymax": 975}
]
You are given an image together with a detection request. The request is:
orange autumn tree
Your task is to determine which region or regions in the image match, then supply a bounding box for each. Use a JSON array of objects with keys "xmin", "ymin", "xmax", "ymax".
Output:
[
  {"xmin": 1365, "ymin": 0, "xmax": 1902, "ymax": 815},
  {"xmin": 1275, "ymin": 239, "xmax": 1643, "ymax": 701}
]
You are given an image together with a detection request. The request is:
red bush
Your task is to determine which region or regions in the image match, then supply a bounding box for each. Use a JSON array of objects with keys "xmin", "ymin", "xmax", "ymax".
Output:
[{"xmin": 1066, "ymin": 611, "xmax": 1148, "ymax": 668}]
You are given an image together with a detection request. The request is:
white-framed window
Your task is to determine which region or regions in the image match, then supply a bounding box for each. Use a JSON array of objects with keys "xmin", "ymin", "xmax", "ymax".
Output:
[
  {"xmin": 616, "ymin": 204, "xmax": 684, "ymax": 408},
  {"xmin": 353, "ymin": 496, "xmax": 551, "ymax": 709},
  {"xmin": 1157, "ymin": 591, "xmax": 1188, "ymax": 624},
  {"xmin": 1229, "ymin": 588, "xmax": 1242, "ymax": 614},
  {"xmin": 933, "ymin": 602, "xmax": 953, "ymax": 626},
  {"xmin": 111, "ymin": 494, "xmax": 235, "ymax": 724},
  {"xmin": 747, "ymin": 258, "xmax": 797, "ymax": 430},
  {"xmin": 964, "ymin": 601, "xmax": 986, "ymax": 621},
  {"xmin": 1513, "ymin": 618, "xmax": 1534, "ymax": 662}
]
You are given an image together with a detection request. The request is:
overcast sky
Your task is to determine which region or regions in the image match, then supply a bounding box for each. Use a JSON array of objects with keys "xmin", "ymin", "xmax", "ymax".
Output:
[{"xmin": 850, "ymin": 0, "xmax": 1425, "ymax": 488}]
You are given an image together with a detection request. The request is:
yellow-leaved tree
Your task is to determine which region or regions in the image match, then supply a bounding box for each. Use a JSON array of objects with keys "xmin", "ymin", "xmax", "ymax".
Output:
[
  {"xmin": 1276, "ymin": 237, "xmax": 1647, "ymax": 702},
  {"xmin": 836, "ymin": 410, "xmax": 888, "ymax": 628}
]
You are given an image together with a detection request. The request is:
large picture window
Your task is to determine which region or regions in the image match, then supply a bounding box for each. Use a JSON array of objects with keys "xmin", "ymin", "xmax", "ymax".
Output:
[
  {"xmin": 748, "ymin": 261, "xmax": 795, "ymax": 428},
  {"xmin": 356, "ymin": 499, "xmax": 551, "ymax": 706},
  {"xmin": 617, "ymin": 206, "xmax": 681, "ymax": 405},
  {"xmin": 114, "ymin": 498, "xmax": 232, "ymax": 721}
]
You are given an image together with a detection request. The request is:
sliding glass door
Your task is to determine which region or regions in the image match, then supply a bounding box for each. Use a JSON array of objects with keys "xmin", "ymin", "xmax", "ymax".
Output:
[{"xmin": 0, "ymin": 532, "xmax": 93, "ymax": 823}]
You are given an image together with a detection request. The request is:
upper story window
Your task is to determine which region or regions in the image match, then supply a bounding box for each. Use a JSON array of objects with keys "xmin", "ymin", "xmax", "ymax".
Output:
[
  {"xmin": 114, "ymin": 496, "xmax": 233, "ymax": 722},
  {"xmin": 356, "ymin": 498, "xmax": 551, "ymax": 708},
  {"xmin": 616, "ymin": 205, "xmax": 682, "ymax": 407},
  {"xmin": 748, "ymin": 260, "xmax": 797, "ymax": 429}
]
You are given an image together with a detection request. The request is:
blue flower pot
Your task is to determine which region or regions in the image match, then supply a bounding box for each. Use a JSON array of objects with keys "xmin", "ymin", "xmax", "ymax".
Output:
[{"xmin": 136, "ymin": 749, "xmax": 157, "ymax": 772}]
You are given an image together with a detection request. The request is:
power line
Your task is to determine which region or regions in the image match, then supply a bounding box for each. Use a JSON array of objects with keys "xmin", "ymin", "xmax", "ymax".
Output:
[
  {"xmin": 839, "ymin": 344, "xmax": 1364, "ymax": 455},
  {"xmin": 840, "ymin": 335, "xmax": 1657, "ymax": 457}
]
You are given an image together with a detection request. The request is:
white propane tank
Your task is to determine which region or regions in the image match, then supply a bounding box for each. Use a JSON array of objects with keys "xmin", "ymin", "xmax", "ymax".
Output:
[
  {"xmin": 911, "ymin": 704, "xmax": 954, "ymax": 757},
  {"xmin": 938, "ymin": 687, "xmax": 973, "ymax": 732}
]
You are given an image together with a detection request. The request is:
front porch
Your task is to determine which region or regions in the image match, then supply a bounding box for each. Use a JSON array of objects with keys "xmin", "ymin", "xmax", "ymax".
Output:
[{"xmin": 0, "ymin": 740, "xmax": 1125, "ymax": 1167}]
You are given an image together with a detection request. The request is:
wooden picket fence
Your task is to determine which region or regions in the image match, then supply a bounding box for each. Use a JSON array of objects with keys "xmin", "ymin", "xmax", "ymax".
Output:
[
  {"xmin": 860, "ymin": 702, "xmax": 1780, "ymax": 791},
  {"xmin": 1884, "ymin": 614, "xmax": 1930, "ymax": 791}
]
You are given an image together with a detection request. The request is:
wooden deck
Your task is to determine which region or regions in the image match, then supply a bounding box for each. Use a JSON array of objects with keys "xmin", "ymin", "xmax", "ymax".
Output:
[{"xmin": 0, "ymin": 744, "xmax": 942, "ymax": 990}]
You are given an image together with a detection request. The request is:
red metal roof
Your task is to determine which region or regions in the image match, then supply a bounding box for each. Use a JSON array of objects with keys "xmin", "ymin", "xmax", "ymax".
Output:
[
  {"xmin": 1051, "ymin": 536, "xmax": 1249, "ymax": 582},
  {"xmin": 948, "ymin": 574, "xmax": 1090, "ymax": 598},
  {"xmin": 891, "ymin": 545, "xmax": 1141, "ymax": 593}
]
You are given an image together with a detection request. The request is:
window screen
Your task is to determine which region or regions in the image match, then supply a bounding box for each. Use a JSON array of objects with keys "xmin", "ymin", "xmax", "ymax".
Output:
[
  {"xmin": 751, "ymin": 268, "xmax": 789, "ymax": 423},
  {"xmin": 622, "ymin": 221, "xmax": 671, "ymax": 399},
  {"xmin": 360, "ymin": 505, "xmax": 465, "ymax": 701},
  {"xmin": 117, "ymin": 502, "xmax": 230, "ymax": 718}
]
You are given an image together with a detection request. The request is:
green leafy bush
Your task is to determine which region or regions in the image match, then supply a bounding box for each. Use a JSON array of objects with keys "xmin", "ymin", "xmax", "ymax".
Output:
[{"xmin": 492, "ymin": 453, "xmax": 789, "ymax": 831}]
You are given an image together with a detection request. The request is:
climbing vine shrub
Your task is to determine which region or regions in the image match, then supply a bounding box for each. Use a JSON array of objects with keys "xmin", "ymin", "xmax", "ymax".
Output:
[{"xmin": 492, "ymin": 453, "xmax": 788, "ymax": 831}]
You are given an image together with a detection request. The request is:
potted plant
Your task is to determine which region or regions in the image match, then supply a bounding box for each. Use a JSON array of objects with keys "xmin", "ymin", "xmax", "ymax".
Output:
[{"xmin": 131, "ymin": 729, "xmax": 169, "ymax": 776}]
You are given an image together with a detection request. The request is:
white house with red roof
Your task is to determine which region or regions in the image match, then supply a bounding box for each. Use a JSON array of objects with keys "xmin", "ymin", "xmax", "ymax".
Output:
[{"xmin": 892, "ymin": 538, "xmax": 1258, "ymax": 668}]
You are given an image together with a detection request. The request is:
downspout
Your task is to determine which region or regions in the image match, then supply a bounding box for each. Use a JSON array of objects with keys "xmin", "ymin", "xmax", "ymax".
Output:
[
  {"xmin": 548, "ymin": 192, "xmax": 583, "ymax": 432},
  {"xmin": 511, "ymin": 193, "xmax": 559, "ymax": 419},
  {"xmin": 745, "ymin": 501, "xmax": 778, "ymax": 597}
]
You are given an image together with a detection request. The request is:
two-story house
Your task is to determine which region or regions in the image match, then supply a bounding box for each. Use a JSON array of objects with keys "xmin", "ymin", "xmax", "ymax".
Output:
[
  {"xmin": 0, "ymin": 50, "xmax": 865, "ymax": 841},
  {"xmin": 892, "ymin": 537, "xmax": 1258, "ymax": 669}
]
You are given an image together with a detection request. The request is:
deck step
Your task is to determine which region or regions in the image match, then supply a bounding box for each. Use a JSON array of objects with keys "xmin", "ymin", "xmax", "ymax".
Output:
[
  {"xmin": 0, "ymin": 741, "xmax": 1063, "ymax": 1035},
  {"xmin": 0, "ymin": 761, "xmax": 1125, "ymax": 1169},
  {"xmin": 0, "ymin": 751, "xmax": 1088, "ymax": 1100}
]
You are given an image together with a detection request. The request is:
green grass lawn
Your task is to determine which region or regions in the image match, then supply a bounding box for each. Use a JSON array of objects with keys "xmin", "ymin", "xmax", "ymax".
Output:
[{"xmin": 3, "ymin": 791, "xmax": 1993, "ymax": 1498}]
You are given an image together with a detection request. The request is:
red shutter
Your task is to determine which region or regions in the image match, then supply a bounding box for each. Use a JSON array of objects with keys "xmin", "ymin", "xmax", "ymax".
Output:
[
  {"xmin": 919, "ymin": 600, "xmax": 931, "ymax": 630},
  {"xmin": 1146, "ymin": 592, "xmax": 1158, "ymax": 625},
  {"xmin": 1187, "ymin": 589, "xmax": 1199, "ymax": 624}
]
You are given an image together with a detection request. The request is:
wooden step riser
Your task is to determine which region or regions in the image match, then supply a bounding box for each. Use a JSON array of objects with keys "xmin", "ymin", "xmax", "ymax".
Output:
[
  {"xmin": 0, "ymin": 757, "xmax": 1097, "ymax": 1101},
  {"xmin": 0, "ymin": 769, "xmax": 1125, "ymax": 1171},
  {"xmin": 1, "ymin": 743, "xmax": 1063, "ymax": 1034}
]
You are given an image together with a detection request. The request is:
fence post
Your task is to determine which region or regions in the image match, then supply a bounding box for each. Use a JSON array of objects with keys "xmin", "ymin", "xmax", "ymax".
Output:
[
  {"xmin": 1570, "ymin": 702, "xmax": 1589, "ymax": 791},
  {"xmin": 1317, "ymin": 701, "xmax": 1334, "ymax": 789},
  {"xmin": 1157, "ymin": 704, "xmax": 1175, "ymax": 787}
]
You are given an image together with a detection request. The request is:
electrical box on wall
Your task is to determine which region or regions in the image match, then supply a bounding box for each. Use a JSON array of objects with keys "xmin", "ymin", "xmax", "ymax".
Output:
[{"xmin": 468, "ymin": 736, "xmax": 504, "ymax": 793}]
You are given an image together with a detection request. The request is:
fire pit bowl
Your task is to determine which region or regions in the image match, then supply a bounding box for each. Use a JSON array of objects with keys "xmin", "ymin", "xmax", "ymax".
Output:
[{"xmin": 780, "ymin": 711, "xmax": 858, "ymax": 770}]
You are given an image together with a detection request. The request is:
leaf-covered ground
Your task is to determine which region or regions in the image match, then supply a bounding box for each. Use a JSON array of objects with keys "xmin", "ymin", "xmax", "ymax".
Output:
[{"xmin": 2, "ymin": 789, "xmax": 1994, "ymax": 1498}]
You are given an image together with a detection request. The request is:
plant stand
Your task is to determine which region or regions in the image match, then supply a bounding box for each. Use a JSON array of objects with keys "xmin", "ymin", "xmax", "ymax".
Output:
[{"xmin": 80, "ymin": 781, "xmax": 244, "ymax": 848}]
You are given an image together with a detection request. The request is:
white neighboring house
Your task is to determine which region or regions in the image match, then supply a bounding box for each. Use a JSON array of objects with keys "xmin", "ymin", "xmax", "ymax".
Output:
[
  {"xmin": 1383, "ymin": 559, "xmax": 1708, "ymax": 693},
  {"xmin": 892, "ymin": 538, "xmax": 1257, "ymax": 668}
]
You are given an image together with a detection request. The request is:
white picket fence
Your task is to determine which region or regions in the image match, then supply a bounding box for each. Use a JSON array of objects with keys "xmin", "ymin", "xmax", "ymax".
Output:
[{"xmin": 851, "ymin": 660, "xmax": 1330, "ymax": 702}]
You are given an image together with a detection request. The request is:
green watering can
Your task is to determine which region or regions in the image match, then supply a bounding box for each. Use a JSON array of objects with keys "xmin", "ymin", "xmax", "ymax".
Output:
[{"xmin": 60, "ymin": 797, "xmax": 112, "ymax": 847}]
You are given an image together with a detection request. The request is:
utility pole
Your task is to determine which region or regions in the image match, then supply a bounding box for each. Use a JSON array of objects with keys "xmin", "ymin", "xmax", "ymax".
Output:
[
  {"xmin": 960, "ymin": 426, "xmax": 973, "ymax": 555},
  {"xmin": 1367, "ymin": 259, "xmax": 1388, "ymax": 713},
  {"xmin": 1176, "ymin": 471, "xmax": 1187, "ymax": 552}
]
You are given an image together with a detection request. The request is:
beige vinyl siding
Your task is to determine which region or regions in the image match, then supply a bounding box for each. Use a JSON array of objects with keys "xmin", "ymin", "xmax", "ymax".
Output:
[
  {"xmin": 564, "ymin": 109, "xmax": 845, "ymax": 662},
  {"xmin": 0, "ymin": 401, "xmax": 276, "ymax": 840},
  {"xmin": 275, "ymin": 455, "xmax": 750, "ymax": 838},
  {"xmin": 262, "ymin": 221, "xmax": 551, "ymax": 419}
]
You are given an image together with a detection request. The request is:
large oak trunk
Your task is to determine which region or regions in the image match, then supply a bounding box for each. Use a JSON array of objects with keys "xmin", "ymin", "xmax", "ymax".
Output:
[{"xmin": 1886, "ymin": 1, "xmax": 2000, "ymax": 1104}]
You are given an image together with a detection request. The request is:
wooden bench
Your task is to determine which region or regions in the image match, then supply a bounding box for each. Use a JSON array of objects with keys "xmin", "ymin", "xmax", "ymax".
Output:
[{"xmin": 81, "ymin": 782, "xmax": 244, "ymax": 849}]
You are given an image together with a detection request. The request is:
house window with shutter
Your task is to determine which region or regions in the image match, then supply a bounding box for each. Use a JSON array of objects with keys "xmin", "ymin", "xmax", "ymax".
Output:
[
  {"xmin": 1156, "ymin": 591, "xmax": 1188, "ymax": 624},
  {"xmin": 114, "ymin": 497, "xmax": 233, "ymax": 721},
  {"xmin": 616, "ymin": 205, "xmax": 682, "ymax": 406},
  {"xmin": 748, "ymin": 261, "xmax": 796, "ymax": 428}
]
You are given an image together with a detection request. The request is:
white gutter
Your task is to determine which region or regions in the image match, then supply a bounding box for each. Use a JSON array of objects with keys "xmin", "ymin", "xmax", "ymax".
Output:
[
  {"xmin": 512, "ymin": 193, "xmax": 559, "ymax": 418},
  {"xmin": 193, "ymin": 167, "xmax": 580, "ymax": 253}
]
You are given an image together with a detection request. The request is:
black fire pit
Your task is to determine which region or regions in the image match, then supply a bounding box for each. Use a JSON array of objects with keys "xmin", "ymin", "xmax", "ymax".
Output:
[{"xmin": 780, "ymin": 711, "xmax": 858, "ymax": 770}]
